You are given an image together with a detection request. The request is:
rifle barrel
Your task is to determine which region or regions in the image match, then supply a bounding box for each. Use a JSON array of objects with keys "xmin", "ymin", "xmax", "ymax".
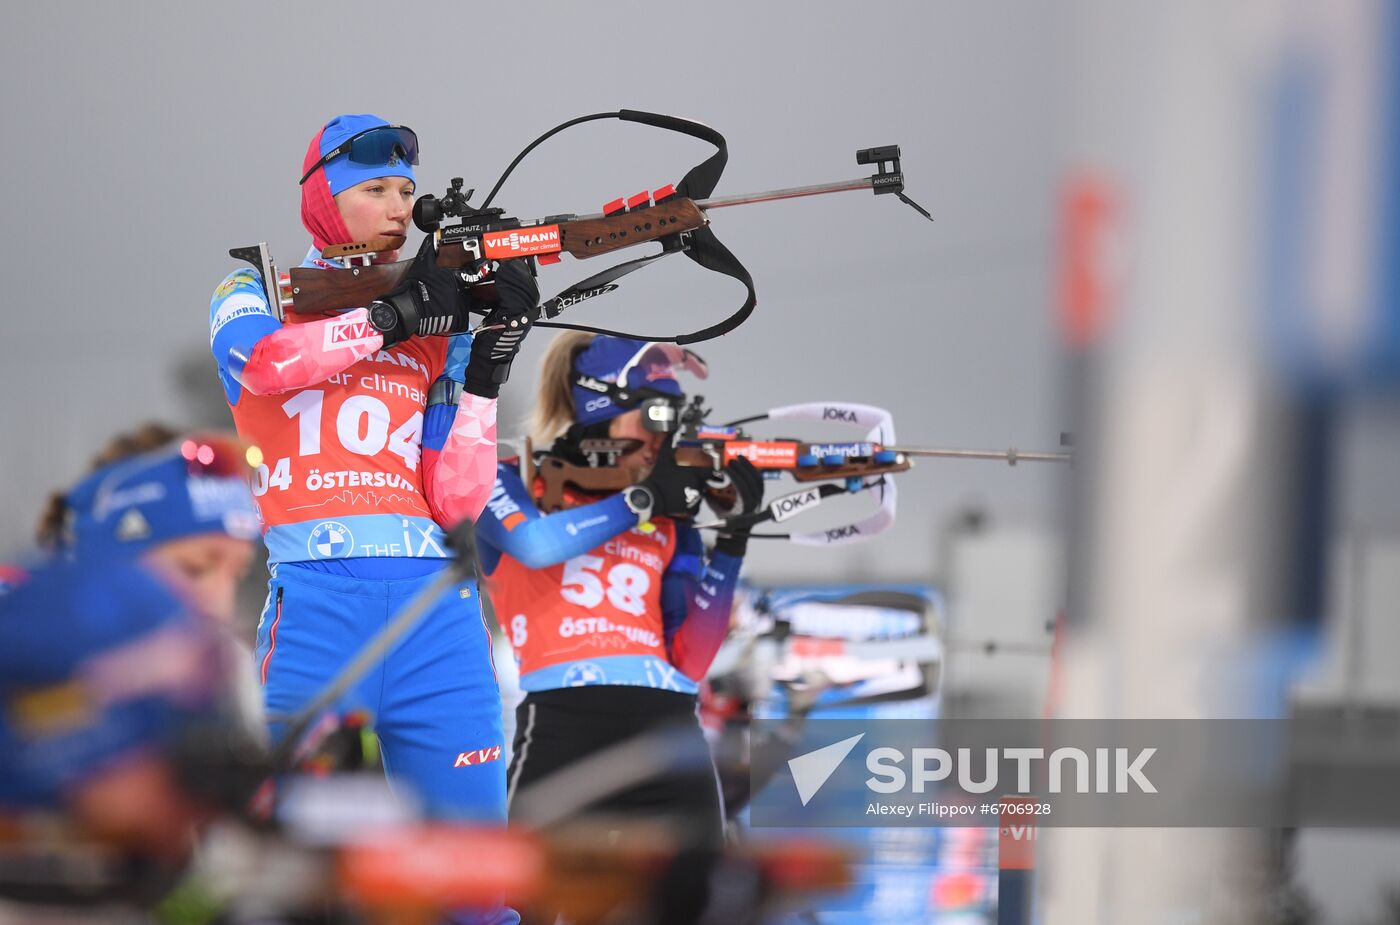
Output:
[
  {"xmin": 693, "ymin": 177, "xmax": 874, "ymax": 210},
  {"xmin": 890, "ymin": 446, "xmax": 1073, "ymax": 464},
  {"xmin": 568, "ymin": 178, "xmax": 874, "ymax": 222}
]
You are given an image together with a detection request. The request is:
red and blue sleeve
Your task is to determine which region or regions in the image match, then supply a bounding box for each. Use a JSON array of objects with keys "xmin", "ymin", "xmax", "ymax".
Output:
[
  {"xmin": 420, "ymin": 335, "xmax": 499, "ymax": 527},
  {"xmin": 475, "ymin": 464, "xmax": 639, "ymax": 574},
  {"xmin": 661, "ymin": 524, "xmax": 742, "ymax": 682},
  {"xmin": 421, "ymin": 335, "xmax": 471, "ymax": 456},
  {"xmin": 209, "ymin": 269, "xmax": 383, "ymax": 405}
]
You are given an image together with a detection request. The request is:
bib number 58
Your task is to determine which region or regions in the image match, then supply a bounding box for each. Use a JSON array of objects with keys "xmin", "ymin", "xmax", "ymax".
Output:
[{"xmin": 560, "ymin": 555, "xmax": 650, "ymax": 617}]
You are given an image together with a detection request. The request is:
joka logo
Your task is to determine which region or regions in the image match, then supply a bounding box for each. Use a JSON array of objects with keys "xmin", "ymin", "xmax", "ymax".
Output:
[
  {"xmin": 482, "ymin": 225, "xmax": 561, "ymax": 258},
  {"xmin": 823, "ymin": 407, "xmax": 858, "ymax": 423},
  {"xmin": 770, "ymin": 487, "xmax": 822, "ymax": 523},
  {"xmin": 789, "ymin": 734, "xmax": 865, "ymax": 805},
  {"xmin": 453, "ymin": 744, "xmax": 502, "ymax": 768},
  {"xmin": 324, "ymin": 317, "xmax": 377, "ymax": 351}
]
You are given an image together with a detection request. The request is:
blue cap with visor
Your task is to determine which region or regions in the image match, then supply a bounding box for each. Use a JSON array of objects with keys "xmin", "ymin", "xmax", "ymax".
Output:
[
  {"xmin": 62, "ymin": 437, "xmax": 261, "ymax": 559},
  {"xmin": 571, "ymin": 337, "xmax": 708, "ymax": 428},
  {"xmin": 302, "ymin": 114, "xmax": 418, "ymax": 196}
]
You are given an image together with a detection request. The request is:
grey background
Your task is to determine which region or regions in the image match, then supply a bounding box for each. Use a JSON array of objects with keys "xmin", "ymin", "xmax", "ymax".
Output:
[
  {"xmin": 0, "ymin": 0, "xmax": 1069, "ymax": 581},
  {"xmin": 6, "ymin": 3, "xmax": 1400, "ymax": 920}
]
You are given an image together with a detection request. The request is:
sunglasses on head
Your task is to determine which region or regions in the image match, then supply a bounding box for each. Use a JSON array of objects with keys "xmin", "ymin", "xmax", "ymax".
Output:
[
  {"xmin": 178, "ymin": 434, "xmax": 256, "ymax": 478},
  {"xmin": 299, "ymin": 124, "xmax": 420, "ymax": 186}
]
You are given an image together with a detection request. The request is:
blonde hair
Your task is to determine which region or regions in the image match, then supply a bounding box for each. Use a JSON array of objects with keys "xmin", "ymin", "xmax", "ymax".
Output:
[
  {"xmin": 35, "ymin": 423, "xmax": 181, "ymax": 550},
  {"xmin": 527, "ymin": 331, "xmax": 597, "ymax": 447}
]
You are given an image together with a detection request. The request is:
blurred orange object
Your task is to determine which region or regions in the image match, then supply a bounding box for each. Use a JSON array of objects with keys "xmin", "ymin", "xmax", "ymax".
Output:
[{"xmin": 339, "ymin": 825, "xmax": 545, "ymax": 913}]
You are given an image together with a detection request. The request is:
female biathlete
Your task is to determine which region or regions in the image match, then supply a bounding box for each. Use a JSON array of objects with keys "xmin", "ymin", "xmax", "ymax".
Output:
[
  {"xmin": 0, "ymin": 426, "xmax": 260, "ymax": 879},
  {"xmin": 208, "ymin": 114, "xmax": 538, "ymax": 826},
  {"xmin": 476, "ymin": 333, "xmax": 763, "ymax": 843}
]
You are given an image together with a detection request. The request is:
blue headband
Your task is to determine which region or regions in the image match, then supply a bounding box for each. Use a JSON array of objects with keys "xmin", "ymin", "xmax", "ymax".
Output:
[
  {"xmin": 63, "ymin": 441, "xmax": 260, "ymax": 559},
  {"xmin": 319, "ymin": 113, "xmax": 417, "ymax": 196}
]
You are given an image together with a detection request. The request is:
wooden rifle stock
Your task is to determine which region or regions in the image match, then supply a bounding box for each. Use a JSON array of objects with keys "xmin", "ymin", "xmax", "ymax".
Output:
[
  {"xmin": 534, "ymin": 457, "xmax": 640, "ymax": 514},
  {"xmin": 784, "ymin": 455, "xmax": 910, "ymax": 483},
  {"xmin": 285, "ymin": 199, "xmax": 706, "ymax": 316},
  {"xmin": 554, "ymin": 198, "xmax": 704, "ymax": 258},
  {"xmin": 530, "ymin": 445, "xmax": 723, "ymax": 515},
  {"xmin": 528, "ymin": 441, "xmax": 910, "ymax": 517}
]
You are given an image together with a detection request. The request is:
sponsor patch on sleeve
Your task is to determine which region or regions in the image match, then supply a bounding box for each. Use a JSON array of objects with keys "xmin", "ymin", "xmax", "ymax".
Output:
[
  {"xmin": 210, "ymin": 292, "xmax": 273, "ymax": 344},
  {"xmin": 323, "ymin": 315, "xmax": 380, "ymax": 351},
  {"xmin": 213, "ymin": 269, "xmax": 258, "ymax": 301}
]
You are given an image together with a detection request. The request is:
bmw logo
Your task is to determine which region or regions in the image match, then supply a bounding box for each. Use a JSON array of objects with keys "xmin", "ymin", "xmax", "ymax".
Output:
[
  {"xmin": 307, "ymin": 521, "xmax": 355, "ymax": 559},
  {"xmin": 562, "ymin": 662, "xmax": 607, "ymax": 687}
]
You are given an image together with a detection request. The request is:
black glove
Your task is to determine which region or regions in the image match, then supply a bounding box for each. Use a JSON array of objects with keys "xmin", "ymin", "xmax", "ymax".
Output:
[
  {"xmin": 367, "ymin": 236, "xmax": 471, "ymax": 348},
  {"xmin": 704, "ymin": 456, "xmax": 764, "ymax": 516},
  {"xmin": 463, "ymin": 260, "xmax": 540, "ymax": 398},
  {"xmin": 632, "ymin": 436, "xmax": 711, "ymax": 521},
  {"xmin": 711, "ymin": 456, "xmax": 764, "ymax": 556}
]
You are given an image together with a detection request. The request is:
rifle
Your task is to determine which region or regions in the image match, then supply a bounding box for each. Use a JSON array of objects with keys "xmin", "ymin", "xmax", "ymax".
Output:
[
  {"xmin": 230, "ymin": 110, "xmax": 931, "ymax": 346},
  {"xmin": 525, "ymin": 398, "xmax": 1071, "ymax": 546}
]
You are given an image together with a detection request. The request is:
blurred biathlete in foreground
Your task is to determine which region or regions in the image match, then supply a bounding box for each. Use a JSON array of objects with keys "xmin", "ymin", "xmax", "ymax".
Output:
[
  {"xmin": 209, "ymin": 114, "xmax": 537, "ymax": 823},
  {"xmin": 479, "ymin": 333, "xmax": 763, "ymax": 844},
  {"xmin": 0, "ymin": 427, "xmax": 263, "ymax": 911}
]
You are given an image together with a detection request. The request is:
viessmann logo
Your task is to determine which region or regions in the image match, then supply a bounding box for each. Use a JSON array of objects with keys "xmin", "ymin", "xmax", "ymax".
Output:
[
  {"xmin": 482, "ymin": 225, "xmax": 561, "ymax": 258},
  {"xmin": 724, "ymin": 441, "xmax": 798, "ymax": 467}
]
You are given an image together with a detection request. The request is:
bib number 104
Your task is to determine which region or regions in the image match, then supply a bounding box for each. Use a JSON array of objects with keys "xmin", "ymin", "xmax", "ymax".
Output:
[{"xmin": 251, "ymin": 390, "xmax": 422, "ymax": 496}]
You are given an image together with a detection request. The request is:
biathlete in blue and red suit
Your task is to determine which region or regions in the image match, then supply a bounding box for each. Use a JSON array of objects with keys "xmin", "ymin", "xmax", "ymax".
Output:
[
  {"xmin": 477, "ymin": 333, "xmax": 764, "ymax": 843},
  {"xmin": 208, "ymin": 113, "xmax": 538, "ymax": 838},
  {"xmin": 0, "ymin": 428, "xmax": 260, "ymax": 873}
]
